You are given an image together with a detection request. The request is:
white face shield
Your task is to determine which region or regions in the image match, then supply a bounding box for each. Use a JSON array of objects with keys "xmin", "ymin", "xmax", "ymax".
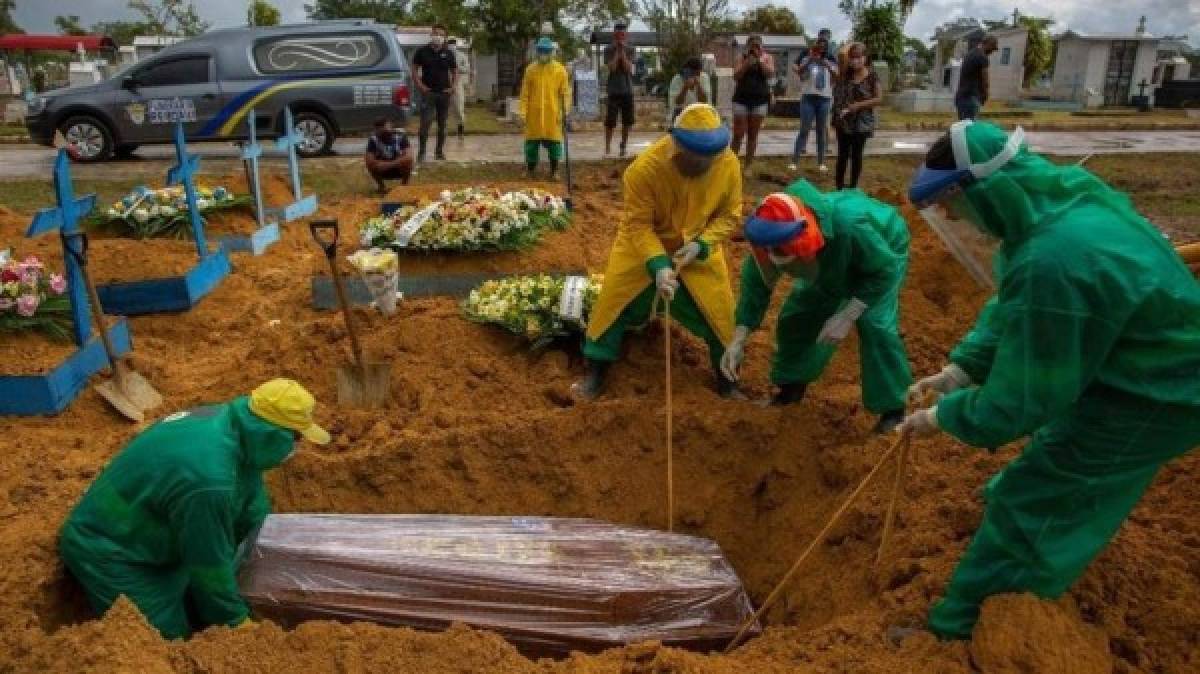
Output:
[{"xmin": 950, "ymin": 120, "xmax": 1026, "ymax": 182}]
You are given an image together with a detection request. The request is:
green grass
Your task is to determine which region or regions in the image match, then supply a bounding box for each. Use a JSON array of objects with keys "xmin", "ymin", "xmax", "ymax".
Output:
[
  {"xmin": 3, "ymin": 154, "xmax": 1196, "ymax": 237},
  {"xmin": 0, "ymin": 179, "xmax": 130, "ymax": 214},
  {"xmin": 399, "ymin": 103, "xmax": 518, "ymax": 136}
]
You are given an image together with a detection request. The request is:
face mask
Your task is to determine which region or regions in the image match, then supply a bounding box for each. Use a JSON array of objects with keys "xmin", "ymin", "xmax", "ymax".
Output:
[
  {"xmin": 431, "ymin": 35, "xmax": 445, "ymax": 47},
  {"xmin": 538, "ymin": 53, "xmax": 552, "ymax": 64}
]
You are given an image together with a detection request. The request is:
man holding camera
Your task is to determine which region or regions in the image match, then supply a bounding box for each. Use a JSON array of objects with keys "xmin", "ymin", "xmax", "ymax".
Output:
[
  {"xmin": 667, "ymin": 57, "xmax": 711, "ymax": 126},
  {"xmin": 790, "ymin": 36, "xmax": 838, "ymax": 173},
  {"xmin": 604, "ymin": 22, "xmax": 638, "ymax": 157}
]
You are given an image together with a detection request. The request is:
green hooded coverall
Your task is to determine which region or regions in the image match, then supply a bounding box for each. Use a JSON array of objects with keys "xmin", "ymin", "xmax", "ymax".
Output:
[
  {"xmin": 59, "ymin": 397, "xmax": 294, "ymax": 638},
  {"xmin": 927, "ymin": 123, "xmax": 1200, "ymax": 639},
  {"xmin": 735, "ymin": 179, "xmax": 914, "ymax": 414}
]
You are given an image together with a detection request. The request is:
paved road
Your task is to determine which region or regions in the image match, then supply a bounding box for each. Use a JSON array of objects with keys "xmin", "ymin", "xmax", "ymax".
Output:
[{"xmin": 2, "ymin": 129, "xmax": 1199, "ymax": 179}]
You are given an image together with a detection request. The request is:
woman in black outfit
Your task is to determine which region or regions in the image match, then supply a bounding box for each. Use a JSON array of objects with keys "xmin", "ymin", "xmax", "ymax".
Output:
[
  {"xmin": 832, "ymin": 42, "xmax": 883, "ymax": 190},
  {"xmin": 731, "ymin": 35, "xmax": 775, "ymax": 173}
]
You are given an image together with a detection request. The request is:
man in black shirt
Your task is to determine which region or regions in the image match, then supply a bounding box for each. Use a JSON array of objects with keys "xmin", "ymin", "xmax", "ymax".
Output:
[
  {"xmin": 603, "ymin": 22, "xmax": 637, "ymax": 157},
  {"xmin": 364, "ymin": 117, "xmax": 412, "ymax": 193},
  {"xmin": 955, "ymin": 36, "xmax": 997, "ymax": 120},
  {"xmin": 412, "ymin": 24, "xmax": 458, "ymax": 161}
]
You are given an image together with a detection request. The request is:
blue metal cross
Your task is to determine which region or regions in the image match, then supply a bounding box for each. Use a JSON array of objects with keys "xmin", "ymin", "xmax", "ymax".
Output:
[
  {"xmin": 273, "ymin": 107, "xmax": 318, "ymax": 222},
  {"xmin": 243, "ymin": 111, "xmax": 267, "ymax": 229},
  {"xmin": 165, "ymin": 122, "xmax": 210, "ymax": 258},
  {"xmin": 26, "ymin": 150, "xmax": 97, "ymax": 346}
]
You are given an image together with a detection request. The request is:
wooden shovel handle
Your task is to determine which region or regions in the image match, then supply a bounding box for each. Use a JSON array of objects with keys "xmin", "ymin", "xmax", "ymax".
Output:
[
  {"xmin": 63, "ymin": 232, "xmax": 128, "ymax": 388},
  {"xmin": 310, "ymin": 219, "xmax": 368, "ymax": 373}
]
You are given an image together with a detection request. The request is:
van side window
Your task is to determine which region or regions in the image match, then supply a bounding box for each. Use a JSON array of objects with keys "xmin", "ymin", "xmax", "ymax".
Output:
[
  {"xmin": 137, "ymin": 56, "xmax": 211, "ymax": 87},
  {"xmin": 254, "ymin": 32, "xmax": 385, "ymax": 74}
]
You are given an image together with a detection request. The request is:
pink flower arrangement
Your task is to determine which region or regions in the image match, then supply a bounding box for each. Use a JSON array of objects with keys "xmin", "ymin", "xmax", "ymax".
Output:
[{"xmin": 1, "ymin": 250, "xmax": 72, "ymax": 340}]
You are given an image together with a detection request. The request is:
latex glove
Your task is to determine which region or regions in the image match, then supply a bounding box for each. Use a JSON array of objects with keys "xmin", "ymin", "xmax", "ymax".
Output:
[
  {"xmin": 656, "ymin": 267, "xmax": 679, "ymax": 301},
  {"xmin": 720, "ymin": 325, "xmax": 751, "ymax": 382},
  {"xmin": 673, "ymin": 241, "xmax": 703, "ymax": 269},
  {"xmin": 816, "ymin": 298, "xmax": 867, "ymax": 345},
  {"xmin": 907, "ymin": 364, "xmax": 972, "ymax": 406},
  {"xmin": 897, "ymin": 406, "xmax": 940, "ymax": 437}
]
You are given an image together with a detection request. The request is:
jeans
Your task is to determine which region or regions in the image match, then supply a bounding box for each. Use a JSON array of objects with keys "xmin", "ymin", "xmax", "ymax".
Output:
[
  {"xmin": 418, "ymin": 90, "xmax": 451, "ymax": 158},
  {"xmin": 793, "ymin": 94, "xmax": 831, "ymax": 163},
  {"xmin": 955, "ymin": 96, "xmax": 981, "ymax": 121}
]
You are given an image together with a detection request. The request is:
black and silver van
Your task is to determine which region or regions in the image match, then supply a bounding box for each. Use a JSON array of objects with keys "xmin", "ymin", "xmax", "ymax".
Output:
[{"xmin": 25, "ymin": 20, "xmax": 412, "ymax": 161}]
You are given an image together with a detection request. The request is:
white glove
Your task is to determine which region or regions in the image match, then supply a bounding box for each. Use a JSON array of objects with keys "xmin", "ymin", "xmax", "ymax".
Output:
[
  {"xmin": 907, "ymin": 364, "xmax": 972, "ymax": 406},
  {"xmin": 897, "ymin": 406, "xmax": 940, "ymax": 437},
  {"xmin": 720, "ymin": 325, "xmax": 751, "ymax": 382},
  {"xmin": 656, "ymin": 267, "xmax": 679, "ymax": 301},
  {"xmin": 816, "ymin": 298, "xmax": 867, "ymax": 345},
  {"xmin": 673, "ymin": 241, "xmax": 703, "ymax": 269}
]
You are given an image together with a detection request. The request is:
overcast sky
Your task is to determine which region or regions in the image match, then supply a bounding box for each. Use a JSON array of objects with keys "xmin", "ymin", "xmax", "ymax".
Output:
[{"xmin": 11, "ymin": 0, "xmax": 1200, "ymax": 46}]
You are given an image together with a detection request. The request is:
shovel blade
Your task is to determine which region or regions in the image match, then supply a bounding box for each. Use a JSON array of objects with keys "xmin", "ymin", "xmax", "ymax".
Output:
[
  {"xmin": 117, "ymin": 369, "xmax": 164, "ymax": 411},
  {"xmin": 94, "ymin": 380, "xmax": 146, "ymax": 423},
  {"xmin": 336, "ymin": 362, "xmax": 391, "ymax": 408}
]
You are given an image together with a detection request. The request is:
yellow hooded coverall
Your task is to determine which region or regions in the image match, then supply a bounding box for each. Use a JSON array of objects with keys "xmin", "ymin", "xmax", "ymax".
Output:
[{"xmin": 584, "ymin": 134, "xmax": 741, "ymax": 368}]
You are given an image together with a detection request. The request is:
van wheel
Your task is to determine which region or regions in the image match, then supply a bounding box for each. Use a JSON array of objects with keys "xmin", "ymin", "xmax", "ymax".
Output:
[
  {"xmin": 293, "ymin": 112, "xmax": 335, "ymax": 157},
  {"xmin": 59, "ymin": 116, "xmax": 113, "ymax": 162}
]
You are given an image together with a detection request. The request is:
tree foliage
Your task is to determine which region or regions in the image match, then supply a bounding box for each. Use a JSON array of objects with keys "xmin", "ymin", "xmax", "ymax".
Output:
[
  {"xmin": 738, "ymin": 3, "xmax": 802, "ymax": 35},
  {"xmin": 1019, "ymin": 16, "xmax": 1054, "ymax": 86},
  {"xmin": 1, "ymin": 0, "xmax": 22, "ymax": 34},
  {"xmin": 248, "ymin": 0, "xmax": 282, "ymax": 27},
  {"xmin": 839, "ymin": 0, "xmax": 918, "ymax": 20},
  {"xmin": 304, "ymin": 0, "xmax": 411, "ymax": 23},
  {"xmin": 842, "ymin": 2, "xmax": 905, "ymax": 73},
  {"xmin": 470, "ymin": 0, "xmax": 626, "ymax": 57},
  {"xmin": 54, "ymin": 15, "xmax": 87, "ymax": 36},
  {"xmin": 127, "ymin": 0, "xmax": 209, "ymax": 37},
  {"xmin": 92, "ymin": 21, "xmax": 155, "ymax": 46},
  {"xmin": 904, "ymin": 36, "xmax": 932, "ymax": 73},
  {"xmin": 635, "ymin": 0, "xmax": 731, "ymax": 77}
]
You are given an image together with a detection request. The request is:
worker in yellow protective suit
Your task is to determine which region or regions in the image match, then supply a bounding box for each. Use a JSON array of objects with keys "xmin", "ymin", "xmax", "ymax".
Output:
[
  {"xmin": 573, "ymin": 103, "xmax": 743, "ymax": 399},
  {"xmin": 519, "ymin": 37, "xmax": 571, "ymax": 179}
]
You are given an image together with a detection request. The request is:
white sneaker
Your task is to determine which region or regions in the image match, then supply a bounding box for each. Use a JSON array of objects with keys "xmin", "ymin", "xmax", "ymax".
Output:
[
  {"xmin": 788, "ymin": 163, "xmax": 799, "ymax": 172},
  {"xmin": 818, "ymin": 164, "xmax": 829, "ymax": 173}
]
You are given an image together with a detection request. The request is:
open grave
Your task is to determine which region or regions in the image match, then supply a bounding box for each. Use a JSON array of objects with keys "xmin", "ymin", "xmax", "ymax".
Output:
[{"xmin": 1, "ymin": 165, "xmax": 1198, "ymax": 673}]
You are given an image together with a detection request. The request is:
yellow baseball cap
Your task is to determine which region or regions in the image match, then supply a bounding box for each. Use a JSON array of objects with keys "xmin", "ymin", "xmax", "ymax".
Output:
[{"xmin": 248, "ymin": 379, "xmax": 331, "ymax": 445}]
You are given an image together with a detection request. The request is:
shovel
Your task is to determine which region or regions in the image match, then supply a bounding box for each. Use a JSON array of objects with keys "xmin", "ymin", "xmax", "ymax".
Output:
[
  {"xmin": 64, "ymin": 232, "xmax": 163, "ymax": 422},
  {"xmin": 560, "ymin": 92, "xmax": 574, "ymax": 211},
  {"xmin": 310, "ymin": 219, "xmax": 390, "ymax": 408}
]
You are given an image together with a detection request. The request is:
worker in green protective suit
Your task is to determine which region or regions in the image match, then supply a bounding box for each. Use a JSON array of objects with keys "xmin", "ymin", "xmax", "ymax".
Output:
[
  {"xmin": 59, "ymin": 379, "xmax": 331, "ymax": 639},
  {"xmin": 721, "ymin": 179, "xmax": 913, "ymax": 433},
  {"xmin": 899, "ymin": 120, "xmax": 1200, "ymax": 640}
]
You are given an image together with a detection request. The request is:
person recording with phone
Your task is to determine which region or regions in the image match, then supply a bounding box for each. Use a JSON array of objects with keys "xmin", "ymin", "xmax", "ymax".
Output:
[
  {"xmin": 731, "ymin": 35, "xmax": 775, "ymax": 173},
  {"xmin": 667, "ymin": 57, "xmax": 711, "ymax": 126},
  {"xmin": 790, "ymin": 37, "xmax": 838, "ymax": 174}
]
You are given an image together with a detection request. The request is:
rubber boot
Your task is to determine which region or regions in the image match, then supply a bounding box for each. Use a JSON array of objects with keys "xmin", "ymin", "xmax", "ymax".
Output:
[
  {"xmin": 770, "ymin": 381, "xmax": 807, "ymax": 406},
  {"xmin": 872, "ymin": 409, "xmax": 905, "ymax": 435},
  {"xmin": 570, "ymin": 359, "xmax": 610, "ymax": 401},
  {"xmin": 549, "ymin": 160, "xmax": 559, "ymax": 180}
]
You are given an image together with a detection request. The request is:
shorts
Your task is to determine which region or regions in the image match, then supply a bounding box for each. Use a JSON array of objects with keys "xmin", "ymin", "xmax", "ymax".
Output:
[
  {"xmin": 605, "ymin": 94, "xmax": 635, "ymax": 128},
  {"xmin": 732, "ymin": 102, "xmax": 769, "ymax": 117}
]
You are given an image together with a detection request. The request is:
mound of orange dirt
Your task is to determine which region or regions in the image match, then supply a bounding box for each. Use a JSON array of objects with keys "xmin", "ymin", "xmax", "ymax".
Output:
[{"xmin": 1, "ymin": 166, "xmax": 1197, "ymax": 673}]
